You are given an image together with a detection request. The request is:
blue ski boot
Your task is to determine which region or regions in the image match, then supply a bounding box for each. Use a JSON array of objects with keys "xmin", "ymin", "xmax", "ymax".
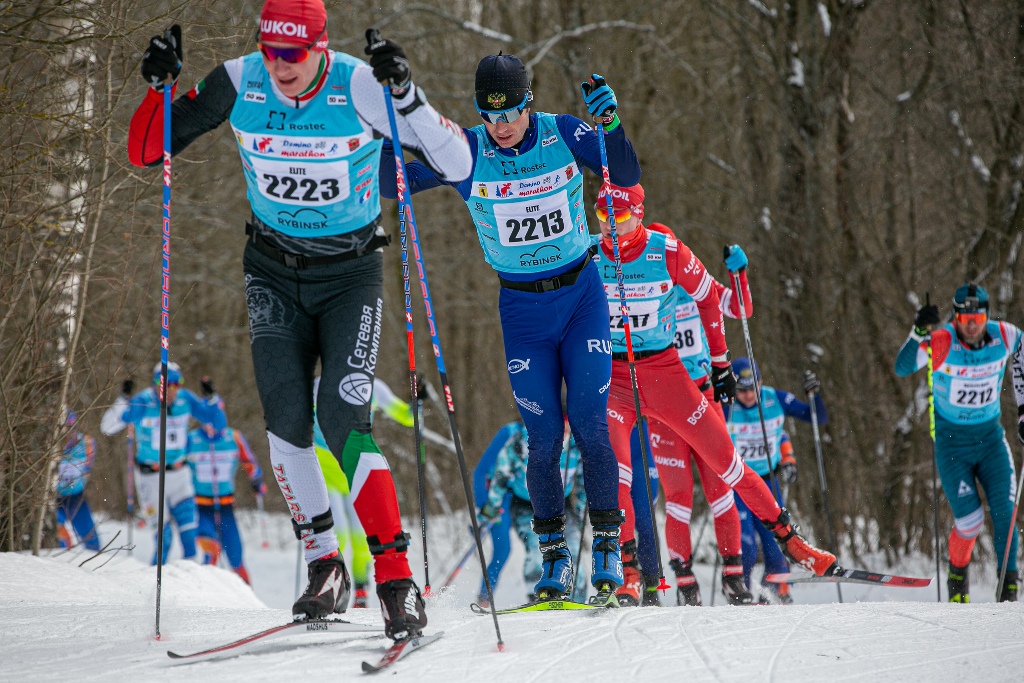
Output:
[
  {"xmin": 533, "ymin": 514, "xmax": 574, "ymax": 601},
  {"xmin": 589, "ymin": 509, "xmax": 624, "ymax": 607}
]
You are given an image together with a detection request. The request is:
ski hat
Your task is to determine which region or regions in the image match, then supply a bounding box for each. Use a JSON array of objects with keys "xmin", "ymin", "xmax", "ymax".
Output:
[
  {"xmin": 597, "ymin": 183, "xmax": 645, "ymax": 219},
  {"xmin": 475, "ymin": 54, "xmax": 533, "ymax": 112},
  {"xmin": 732, "ymin": 357, "xmax": 760, "ymax": 390},
  {"xmin": 259, "ymin": 0, "xmax": 329, "ymax": 49},
  {"xmin": 953, "ymin": 282, "xmax": 989, "ymax": 313},
  {"xmin": 152, "ymin": 361, "xmax": 183, "ymax": 386},
  {"xmin": 66, "ymin": 411, "xmax": 78, "ymax": 426}
]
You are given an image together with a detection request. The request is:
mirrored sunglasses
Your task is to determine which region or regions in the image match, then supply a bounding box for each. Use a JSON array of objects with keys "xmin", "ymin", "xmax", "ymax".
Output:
[
  {"xmin": 258, "ymin": 42, "xmax": 314, "ymax": 64},
  {"xmin": 477, "ymin": 93, "xmax": 530, "ymax": 125},
  {"xmin": 954, "ymin": 311, "xmax": 987, "ymax": 326},
  {"xmin": 594, "ymin": 205, "xmax": 633, "ymax": 223}
]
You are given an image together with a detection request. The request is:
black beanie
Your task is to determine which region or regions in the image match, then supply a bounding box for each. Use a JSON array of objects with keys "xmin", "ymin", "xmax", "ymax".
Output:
[{"xmin": 475, "ymin": 54, "xmax": 532, "ymax": 111}]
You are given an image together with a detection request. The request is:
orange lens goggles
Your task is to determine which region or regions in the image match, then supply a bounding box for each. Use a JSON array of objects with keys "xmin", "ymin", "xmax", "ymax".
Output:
[
  {"xmin": 955, "ymin": 311, "xmax": 987, "ymax": 325},
  {"xmin": 594, "ymin": 205, "xmax": 633, "ymax": 222}
]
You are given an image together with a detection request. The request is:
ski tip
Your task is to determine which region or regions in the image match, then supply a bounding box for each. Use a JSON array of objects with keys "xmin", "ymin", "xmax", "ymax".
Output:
[
  {"xmin": 166, "ymin": 651, "xmax": 184, "ymax": 659},
  {"xmin": 360, "ymin": 661, "xmax": 376, "ymax": 674}
]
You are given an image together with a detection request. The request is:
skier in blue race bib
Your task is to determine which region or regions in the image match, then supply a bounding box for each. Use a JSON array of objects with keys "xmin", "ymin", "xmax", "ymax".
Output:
[
  {"xmin": 380, "ymin": 54, "xmax": 641, "ymax": 603},
  {"xmin": 55, "ymin": 412, "xmax": 101, "ymax": 552},
  {"xmin": 101, "ymin": 363, "xmax": 226, "ymax": 565},
  {"xmin": 896, "ymin": 283, "xmax": 1024, "ymax": 602},
  {"xmin": 127, "ymin": 0, "xmax": 472, "ymax": 637}
]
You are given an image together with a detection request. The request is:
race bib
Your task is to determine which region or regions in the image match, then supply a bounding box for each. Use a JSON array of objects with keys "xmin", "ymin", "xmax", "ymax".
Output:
[
  {"xmin": 150, "ymin": 416, "xmax": 188, "ymax": 451},
  {"xmin": 193, "ymin": 454, "xmax": 234, "ymax": 485},
  {"xmin": 735, "ymin": 435, "xmax": 774, "ymax": 463},
  {"xmin": 609, "ymin": 300, "xmax": 661, "ymax": 331},
  {"xmin": 949, "ymin": 376, "xmax": 1000, "ymax": 408},
  {"xmin": 494, "ymin": 191, "xmax": 571, "ymax": 247},
  {"xmin": 251, "ymin": 158, "xmax": 350, "ymax": 206},
  {"xmin": 673, "ymin": 316, "xmax": 705, "ymax": 355}
]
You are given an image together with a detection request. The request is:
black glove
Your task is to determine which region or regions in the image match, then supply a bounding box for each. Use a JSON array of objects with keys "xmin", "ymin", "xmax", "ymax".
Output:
[
  {"xmin": 364, "ymin": 29, "xmax": 411, "ymax": 92},
  {"xmin": 802, "ymin": 370, "xmax": 821, "ymax": 396},
  {"xmin": 779, "ymin": 462, "xmax": 798, "ymax": 485},
  {"xmin": 200, "ymin": 375, "xmax": 215, "ymax": 398},
  {"xmin": 141, "ymin": 25, "xmax": 182, "ymax": 89},
  {"xmin": 711, "ymin": 364, "xmax": 736, "ymax": 404},
  {"xmin": 415, "ymin": 373, "xmax": 429, "ymax": 402},
  {"xmin": 121, "ymin": 378, "xmax": 134, "ymax": 397},
  {"xmin": 1017, "ymin": 412, "xmax": 1024, "ymax": 446},
  {"xmin": 914, "ymin": 304, "xmax": 940, "ymax": 335}
]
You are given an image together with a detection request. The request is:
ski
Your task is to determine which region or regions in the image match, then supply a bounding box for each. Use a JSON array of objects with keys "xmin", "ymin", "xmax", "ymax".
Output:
[
  {"xmin": 361, "ymin": 631, "xmax": 444, "ymax": 673},
  {"xmin": 470, "ymin": 599, "xmax": 605, "ymax": 615},
  {"xmin": 167, "ymin": 618, "xmax": 382, "ymax": 663},
  {"xmin": 765, "ymin": 568, "xmax": 934, "ymax": 588}
]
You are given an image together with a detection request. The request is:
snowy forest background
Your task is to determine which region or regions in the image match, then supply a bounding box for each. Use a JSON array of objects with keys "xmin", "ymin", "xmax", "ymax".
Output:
[{"xmin": 2, "ymin": 0, "xmax": 1022, "ymax": 566}]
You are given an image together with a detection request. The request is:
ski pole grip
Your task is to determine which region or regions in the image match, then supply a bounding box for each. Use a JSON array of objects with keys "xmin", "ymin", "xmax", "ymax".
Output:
[
  {"xmin": 723, "ymin": 244, "xmax": 730, "ymax": 261},
  {"xmin": 365, "ymin": 27, "xmax": 381, "ymax": 48}
]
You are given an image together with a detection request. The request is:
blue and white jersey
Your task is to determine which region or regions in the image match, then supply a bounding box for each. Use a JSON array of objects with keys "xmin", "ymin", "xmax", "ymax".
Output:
[
  {"xmin": 594, "ymin": 230, "xmax": 677, "ymax": 353},
  {"xmin": 56, "ymin": 433, "xmax": 96, "ymax": 497},
  {"xmin": 484, "ymin": 423, "xmax": 583, "ymax": 506},
  {"xmin": 230, "ymin": 51, "xmax": 383, "ymax": 238},
  {"xmin": 726, "ymin": 387, "xmax": 787, "ymax": 476},
  {"xmin": 188, "ymin": 427, "xmax": 260, "ymax": 499},
  {"xmin": 464, "ymin": 113, "xmax": 589, "ymax": 274}
]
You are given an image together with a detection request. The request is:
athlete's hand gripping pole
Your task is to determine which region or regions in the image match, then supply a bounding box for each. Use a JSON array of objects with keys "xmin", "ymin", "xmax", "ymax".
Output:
[
  {"xmin": 594, "ymin": 109, "xmax": 670, "ymax": 594},
  {"xmin": 368, "ymin": 28, "xmax": 503, "ymax": 649},
  {"xmin": 726, "ymin": 248, "xmax": 785, "ymax": 508},
  {"xmin": 924, "ymin": 292, "xmax": 942, "ymax": 602},
  {"xmin": 808, "ymin": 386, "xmax": 842, "ymax": 603}
]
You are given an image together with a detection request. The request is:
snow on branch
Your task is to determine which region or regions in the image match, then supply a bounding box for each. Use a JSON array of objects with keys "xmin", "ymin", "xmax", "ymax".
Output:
[
  {"xmin": 707, "ymin": 154, "xmax": 737, "ymax": 175},
  {"xmin": 523, "ymin": 21, "xmax": 655, "ymax": 71},
  {"xmin": 352, "ymin": 3, "xmax": 516, "ymax": 46},
  {"xmin": 818, "ymin": 3, "xmax": 832, "ymax": 36},
  {"xmin": 748, "ymin": 0, "xmax": 778, "ymax": 19},
  {"xmin": 948, "ymin": 109, "xmax": 991, "ymax": 184}
]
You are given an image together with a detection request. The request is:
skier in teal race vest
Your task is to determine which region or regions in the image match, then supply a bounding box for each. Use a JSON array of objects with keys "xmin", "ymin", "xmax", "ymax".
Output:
[
  {"xmin": 127, "ymin": 0, "xmax": 472, "ymax": 637},
  {"xmin": 380, "ymin": 54, "xmax": 641, "ymax": 603},
  {"xmin": 55, "ymin": 412, "xmax": 101, "ymax": 552},
  {"xmin": 896, "ymin": 283, "xmax": 1024, "ymax": 602}
]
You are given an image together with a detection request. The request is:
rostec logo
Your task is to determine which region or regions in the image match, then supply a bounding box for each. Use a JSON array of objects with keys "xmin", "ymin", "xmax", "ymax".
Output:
[
  {"xmin": 507, "ymin": 358, "xmax": 531, "ymax": 374},
  {"xmin": 687, "ymin": 395, "xmax": 709, "ymax": 425},
  {"xmin": 260, "ymin": 20, "xmax": 309, "ymax": 38},
  {"xmin": 501, "ymin": 160, "xmax": 518, "ymax": 176}
]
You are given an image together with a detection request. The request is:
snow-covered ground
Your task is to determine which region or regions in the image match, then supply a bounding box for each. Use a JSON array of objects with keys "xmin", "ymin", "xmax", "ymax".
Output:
[{"xmin": 3, "ymin": 511, "xmax": 1023, "ymax": 681}]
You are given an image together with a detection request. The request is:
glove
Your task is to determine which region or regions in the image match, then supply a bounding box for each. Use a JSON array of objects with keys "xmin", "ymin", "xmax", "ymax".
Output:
[
  {"xmin": 723, "ymin": 244, "xmax": 748, "ymax": 273},
  {"xmin": 121, "ymin": 378, "xmax": 134, "ymax": 397},
  {"xmin": 364, "ymin": 30, "xmax": 411, "ymax": 92},
  {"xmin": 914, "ymin": 303, "xmax": 940, "ymax": 336},
  {"xmin": 477, "ymin": 503, "xmax": 500, "ymax": 526},
  {"xmin": 251, "ymin": 478, "xmax": 267, "ymax": 496},
  {"xmin": 779, "ymin": 461, "xmax": 798, "ymax": 485},
  {"xmin": 580, "ymin": 74, "xmax": 617, "ymax": 121},
  {"xmin": 802, "ymin": 370, "xmax": 821, "ymax": 395},
  {"xmin": 141, "ymin": 25, "xmax": 182, "ymax": 89},
  {"xmin": 200, "ymin": 375, "xmax": 215, "ymax": 398},
  {"xmin": 711, "ymin": 363, "xmax": 736, "ymax": 404},
  {"xmin": 415, "ymin": 373, "xmax": 430, "ymax": 402}
]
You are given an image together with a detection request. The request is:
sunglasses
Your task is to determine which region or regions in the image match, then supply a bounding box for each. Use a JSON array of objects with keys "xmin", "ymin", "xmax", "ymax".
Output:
[
  {"xmin": 258, "ymin": 25, "xmax": 327, "ymax": 64},
  {"xmin": 477, "ymin": 93, "xmax": 530, "ymax": 125},
  {"xmin": 954, "ymin": 311, "xmax": 987, "ymax": 325},
  {"xmin": 594, "ymin": 205, "xmax": 634, "ymax": 223}
]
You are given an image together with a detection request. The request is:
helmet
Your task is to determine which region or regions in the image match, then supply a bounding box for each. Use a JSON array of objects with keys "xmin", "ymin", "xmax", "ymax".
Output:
[
  {"xmin": 953, "ymin": 282, "xmax": 989, "ymax": 314},
  {"xmin": 475, "ymin": 54, "xmax": 532, "ymax": 113},
  {"xmin": 732, "ymin": 357, "xmax": 759, "ymax": 390},
  {"xmin": 152, "ymin": 361, "xmax": 183, "ymax": 386}
]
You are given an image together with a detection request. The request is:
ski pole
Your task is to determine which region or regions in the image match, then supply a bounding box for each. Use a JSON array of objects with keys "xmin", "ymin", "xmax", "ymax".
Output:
[
  {"xmin": 126, "ymin": 427, "xmax": 136, "ymax": 553},
  {"xmin": 256, "ymin": 493, "xmax": 270, "ymax": 549},
  {"xmin": 595, "ymin": 115, "xmax": 670, "ymax": 594},
  {"xmin": 441, "ymin": 519, "xmax": 496, "ymax": 590},
  {"xmin": 209, "ymin": 439, "xmax": 222, "ymax": 567},
  {"xmin": 154, "ymin": 69, "xmax": 174, "ymax": 640},
  {"xmin": 415, "ymin": 390, "xmax": 432, "ymax": 594},
  {"xmin": 294, "ymin": 539, "xmax": 303, "ymax": 601},
  {"xmin": 727, "ymin": 259, "xmax": 785, "ymax": 509},
  {"xmin": 709, "ymin": 548, "xmax": 720, "ymax": 606},
  {"xmin": 808, "ymin": 389, "xmax": 842, "ymax": 603},
  {"xmin": 997, "ymin": 452, "xmax": 1024, "ymax": 600},
  {"xmin": 924, "ymin": 293, "xmax": 942, "ymax": 602},
  {"xmin": 368, "ymin": 28, "xmax": 503, "ymax": 649}
]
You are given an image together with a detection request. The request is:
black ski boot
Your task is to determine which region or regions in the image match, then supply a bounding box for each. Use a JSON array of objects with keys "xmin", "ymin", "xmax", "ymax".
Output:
[
  {"xmin": 947, "ymin": 562, "xmax": 970, "ymax": 603},
  {"xmin": 377, "ymin": 578, "xmax": 428, "ymax": 640},
  {"xmin": 670, "ymin": 558, "xmax": 702, "ymax": 607},
  {"xmin": 999, "ymin": 570, "xmax": 1019, "ymax": 603},
  {"xmin": 641, "ymin": 573, "xmax": 663, "ymax": 607},
  {"xmin": 292, "ymin": 553, "xmax": 352, "ymax": 620},
  {"xmin": 721, "ymin": 555, "xmax": 754, "ymax": 606}
]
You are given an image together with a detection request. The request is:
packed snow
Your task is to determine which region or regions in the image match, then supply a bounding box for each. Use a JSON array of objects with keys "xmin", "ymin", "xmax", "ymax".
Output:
[{"xmin": 2, "ymin": 511, "xmax": 1023, "ymax": 681}]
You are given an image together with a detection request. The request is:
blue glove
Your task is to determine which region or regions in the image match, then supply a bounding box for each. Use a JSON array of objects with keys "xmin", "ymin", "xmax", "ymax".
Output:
[
  {"xmin": 724, "ymin": 244, "xmax": 748, "ymax": 273},
  {"xmin": 580, "ymin": 74, "xmax": 617, "ymax": 119}
]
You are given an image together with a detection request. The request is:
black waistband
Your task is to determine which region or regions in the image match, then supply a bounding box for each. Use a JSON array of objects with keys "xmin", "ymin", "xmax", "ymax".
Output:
[
  {"xmin": 611, "ymin": 347, "xmax": 671, "ymax": 362},
  {"xmin": 137, "ymin": 459, "xmax": 188, "ymax": 474},
  {"xmin": 498, "ymin": 250, "xmax": 593, "ymax": 293},
  {"xmin": 245, "ymin": 223, "xmax": 391, "ymax": 269}
]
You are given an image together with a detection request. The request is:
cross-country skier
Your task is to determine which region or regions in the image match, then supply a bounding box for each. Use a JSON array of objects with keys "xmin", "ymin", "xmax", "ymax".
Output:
[
  {"xmin": 724, "ymin": 357, "xmax": 827, "ymax": 604},
  {"xmin": 475, "ymin": 420, "xmax": 587, "ymax": 604},
  {"xmin": 188, "ymin": 380, "xmax": 264, "ymax": 585},
  {"xmin": 101, "ymin": 363, "xmax": 226, "ymax": 564},
  {"xmin": 592, "ymin": 182, "xmax": 838, "ymax": 605},
  {"xmin": 626, "ymin": 225, "xmax": 756, "ymax": 607},
  {"xmin": 380, "ymin": 54, "xmax": 640, "ymax": 603},
  {"xmin": 127, "ymin": 0, "xmax": 471, "ymax": 637},
  {"xmin": 55, "ymin": 412, "xmax": 101, "ymax": 552},
  {"xmin": 896, "ymin": 283, "xmax": 1022, "ymax": 602}
]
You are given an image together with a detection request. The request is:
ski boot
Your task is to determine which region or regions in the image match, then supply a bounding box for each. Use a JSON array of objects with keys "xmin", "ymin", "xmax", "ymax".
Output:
[
  {"xmin": 353, "ymin": 582, "xmax": 369, "ymax": 608},
  {"xmin": 615, "ymin": 540, "xmax": 642, "ymax": 606},
  {"xmin": 377, "ymin": 578, "xmax": 428, "ymax": 640},
  {"xmin": 641, "ymin": 573, "xmax": 663, "ymax": 607},
  {"xmin": 670, "ymin": 558, "xmax": 702, "ymax": 606},
  {"xmin": 775, "ymin": 582, "xmax": 794, "ymax": 605},
  {"xmin": 947, "ymin": 562, "xmax": 969, "ymax": 603},
  {"xmin": 292, "ymin": 552, "xmax": 351, "ymax": 620},
  {"xmin": 533, "ymin": 514, "xmax": 574, "ymax": 601},
  {"xmin": 999, "ymin": 570, "xmax": 1019, "ymax": 603},
  {"xmin": 589, "ymin": 509, "xmax": 624, "ymax": 607},
  {"xmin": 767, "ymin": 509, "xmax": 837, "ymax": 576},
  {"xmin": 720, "ymin": 555, "xmax": 754, "ymax": 605}
]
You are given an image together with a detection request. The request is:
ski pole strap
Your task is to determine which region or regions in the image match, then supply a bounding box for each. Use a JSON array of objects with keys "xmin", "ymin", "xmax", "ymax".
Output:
[
  {"xmin": 245, "ymin": 223, "xmax": 392, "ymax": 269},
  {"xmin": 291, "ymin": 509, "xmax": 334, "ymax": 540},
  {"xmin": 367, "ymin": 531, "xmax": 411, "ymax": 555}
]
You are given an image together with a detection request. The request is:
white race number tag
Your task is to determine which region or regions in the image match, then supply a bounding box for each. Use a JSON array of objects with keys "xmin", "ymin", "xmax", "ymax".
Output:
[
  {"xmin": 673, "ymin": 316, "xmax": 705, "ymax": 355},
  {"xmin": 251, "ymin": 158, "xmax": 350, "ymax": 206},
  {"xmin": 609, "ymin": 300, "xmax": 661, "ymax": 331},
  {"xmin": 494, "ymin": 191, "xmax": 571, "ymax": 247},
  {"xmin": 151, "ymin": 415, "xmax": 189, "ymax": 451},
  {"xmin": 949, "ymin": 376, "xmax": 1000, "ymax": 408}
]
